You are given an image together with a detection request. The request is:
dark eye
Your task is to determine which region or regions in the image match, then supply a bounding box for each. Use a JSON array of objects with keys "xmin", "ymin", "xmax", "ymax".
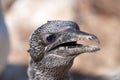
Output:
[{"xmin": 46, "ymin": 34, "xmax": 56, "ymax": 42}]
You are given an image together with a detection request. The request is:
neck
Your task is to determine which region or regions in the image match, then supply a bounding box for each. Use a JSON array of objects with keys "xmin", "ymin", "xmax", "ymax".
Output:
[
  {"xmin": 28, "ymin": 60, "xmax": 71, "ymax": 80},
  {"xmin": 35, "ymin": 69, "xmax": 69, "ymax": 80}
]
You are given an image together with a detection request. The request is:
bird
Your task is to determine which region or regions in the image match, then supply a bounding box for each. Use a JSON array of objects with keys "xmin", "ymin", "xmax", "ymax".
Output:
[{"xmin": 27, "ymin": 20, "xmax": 100, "ymax": 80}]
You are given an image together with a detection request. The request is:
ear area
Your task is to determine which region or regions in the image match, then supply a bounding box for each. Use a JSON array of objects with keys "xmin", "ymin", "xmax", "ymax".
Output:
[{"xmin": 27, "ymin": 48, "xmax": 44, "ymax": 62}]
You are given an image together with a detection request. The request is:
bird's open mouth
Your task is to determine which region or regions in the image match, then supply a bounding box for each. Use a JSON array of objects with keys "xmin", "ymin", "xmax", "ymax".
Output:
[
  {"xmin": 49, "ymin": 40, "xmax": 100, "ymax": 53},
  {"xmin": 56, "ymin": 41, "xmax": 100, "ymax": 52},
  {"xmin": 57, "ymin": 41, "xmax": 83, "ymax": 49},
  {"xmin": 47, "ymin": 31, "xmax": 100, "ymax": 55}
]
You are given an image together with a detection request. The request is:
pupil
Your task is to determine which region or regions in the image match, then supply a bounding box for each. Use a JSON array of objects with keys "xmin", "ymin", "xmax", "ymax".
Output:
[{"xmin": 47, "ymin": 35, "xmax": 54, "ymax": 42}]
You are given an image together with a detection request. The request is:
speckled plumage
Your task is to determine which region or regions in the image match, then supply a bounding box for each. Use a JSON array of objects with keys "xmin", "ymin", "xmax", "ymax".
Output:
[{"xmin": 28, "ymin": 21, "xmax": 100, "ymax": 80}]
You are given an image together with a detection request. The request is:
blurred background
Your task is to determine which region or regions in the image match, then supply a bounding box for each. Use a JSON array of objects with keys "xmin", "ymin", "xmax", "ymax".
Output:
[{"xmin": 0, "ymin": 0, "xmax": 120, "ymax": 80}]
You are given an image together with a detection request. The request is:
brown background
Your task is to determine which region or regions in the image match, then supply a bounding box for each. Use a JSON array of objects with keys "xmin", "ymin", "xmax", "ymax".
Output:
[{"xmin": 0, "ymin": 0, "xmax": 120, "ymax": 80}]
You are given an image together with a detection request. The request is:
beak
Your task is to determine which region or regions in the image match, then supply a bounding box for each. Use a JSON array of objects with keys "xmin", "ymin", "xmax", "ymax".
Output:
[{"xmin": 77, "ymin": 31, "xmax": 100, "ymax": 44}]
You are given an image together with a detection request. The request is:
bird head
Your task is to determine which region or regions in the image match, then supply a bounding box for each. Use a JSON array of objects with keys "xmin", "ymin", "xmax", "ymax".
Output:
[{"xmin": 28, "ymin": 21, "xmax": 100, "ymax": 68}]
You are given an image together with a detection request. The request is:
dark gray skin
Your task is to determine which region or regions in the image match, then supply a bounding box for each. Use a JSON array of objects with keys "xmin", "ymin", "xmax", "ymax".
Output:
[{"xmin": 28, "ymin": 21, "xmax": 100, "ymax": 80}]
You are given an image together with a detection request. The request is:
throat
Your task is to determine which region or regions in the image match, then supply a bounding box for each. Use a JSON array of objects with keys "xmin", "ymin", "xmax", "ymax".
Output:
[
  {"xmin": 28, "ymin": 65, "xmax": 70, "ymax": 80},
  {"xmin": 28, "ymin": 59, "xmax": 72, "ymax": 80}
]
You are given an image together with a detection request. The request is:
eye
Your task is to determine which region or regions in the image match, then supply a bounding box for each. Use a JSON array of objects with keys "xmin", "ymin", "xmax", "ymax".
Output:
[{"xmin": 46, "ymin": 34, "xmax": 56, "ymax": 42}]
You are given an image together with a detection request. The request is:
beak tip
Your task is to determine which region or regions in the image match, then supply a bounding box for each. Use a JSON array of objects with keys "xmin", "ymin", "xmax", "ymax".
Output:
[{"xmin": 96, "ymin": 39, "xmax": 100, "ymax": 44}]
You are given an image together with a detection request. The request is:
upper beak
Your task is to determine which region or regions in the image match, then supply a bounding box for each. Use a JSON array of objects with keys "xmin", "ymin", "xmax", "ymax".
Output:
[{"xmin": 77, "ymin": 31, "xmax": 100, "ymax": 44}]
